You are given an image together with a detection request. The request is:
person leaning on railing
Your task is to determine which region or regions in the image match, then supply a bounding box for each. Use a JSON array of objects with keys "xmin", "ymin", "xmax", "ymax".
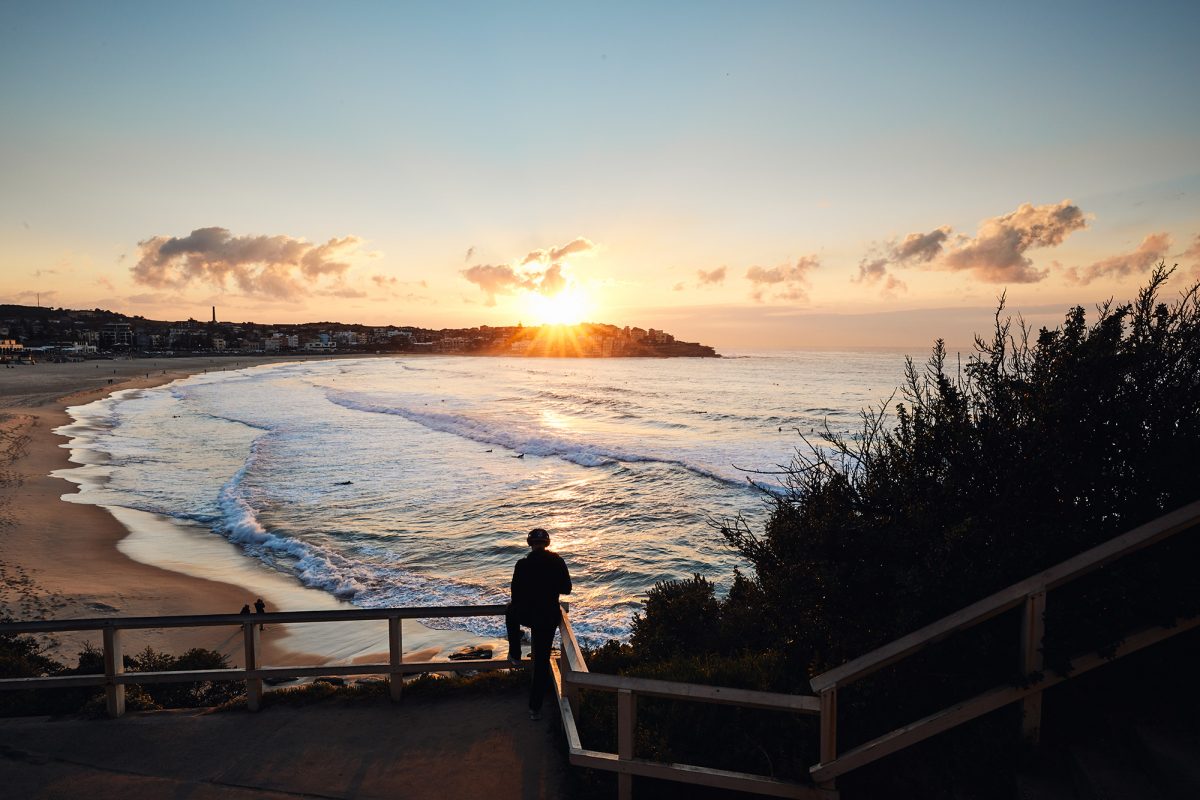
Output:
[{"xmin": 506, "ymin": 527, "xmax": 572, "ymax": 720}]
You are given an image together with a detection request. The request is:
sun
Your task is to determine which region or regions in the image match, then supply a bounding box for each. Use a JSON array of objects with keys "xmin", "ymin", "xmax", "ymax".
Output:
[{"xmin": 525, "ymin": 287, "xmax": 591, "ymax": 325}]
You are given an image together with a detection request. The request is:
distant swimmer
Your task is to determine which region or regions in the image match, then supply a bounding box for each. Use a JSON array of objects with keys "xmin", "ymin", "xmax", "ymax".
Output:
[
  {"xmin": 514, "ymin": 453, "xmax": 525, "ymax": 458},
  {"xmin": 334, "ymin": 480, "xmax": 353, "ymax": 485},
  {"xmin": 485, "ymin": 449, "xmax": 493, "ymax": 453}
]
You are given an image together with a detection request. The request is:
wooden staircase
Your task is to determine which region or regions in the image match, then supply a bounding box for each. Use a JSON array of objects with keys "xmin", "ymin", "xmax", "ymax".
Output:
[{"xmin": 1014, "ymin": 631, "xmax": 1200, "ymax": 800}]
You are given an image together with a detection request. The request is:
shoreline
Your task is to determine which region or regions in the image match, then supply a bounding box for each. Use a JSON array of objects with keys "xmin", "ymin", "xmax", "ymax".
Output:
[{"xmin": 0, "ymin": 356, "xmax": 498, "ymax": 669}]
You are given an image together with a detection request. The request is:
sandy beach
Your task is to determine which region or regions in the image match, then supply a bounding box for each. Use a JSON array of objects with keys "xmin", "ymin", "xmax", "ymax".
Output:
[{"xmin": 0, "ymin": 356, "xmax": 494, "ymax": 670}]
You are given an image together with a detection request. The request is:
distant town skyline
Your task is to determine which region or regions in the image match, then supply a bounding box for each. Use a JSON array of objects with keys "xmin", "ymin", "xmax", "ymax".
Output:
[
  {"xmin": 0, "ymin": 302, "xmax": 716, "ymax": 360},
  {"xmin": 2, "ymin": 2, "xmax": 1198, "ymax": 348}
]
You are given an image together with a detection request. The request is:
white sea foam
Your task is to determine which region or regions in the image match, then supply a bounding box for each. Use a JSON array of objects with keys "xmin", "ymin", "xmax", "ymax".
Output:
[{"xmin": 324, "ymin": 389, "xmax": 742, "ymax": 485}]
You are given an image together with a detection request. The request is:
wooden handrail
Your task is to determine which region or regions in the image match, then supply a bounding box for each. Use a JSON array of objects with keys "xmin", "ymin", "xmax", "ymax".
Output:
[
  {"xmin": 557, "ymin": 605, "xmax": 589, "ymax": 674},
  {"xmin": 549, "ymin": 648, "xmax": 828, "ymax": 799},
  {"xmin": 0, "ymin": 604, "xmax": 511, "ymax": 635},
  {"xmin": 0, "ymin": 603, "xmax": 521, "ymax": 718},
  {"xmin": 809, "ymin": 613, "xmax": 1200, "ymax": 783},
  {"xmin": 809, "ymin": 499, "xmax": 1200, "ymax": 692},
  {"xmin": 805, "ymin": 500, "xmax": 1200, "ymax": 789},
  {"xmin": 567, "ymin": 671, "xmax": 820, "ymax": 713}
]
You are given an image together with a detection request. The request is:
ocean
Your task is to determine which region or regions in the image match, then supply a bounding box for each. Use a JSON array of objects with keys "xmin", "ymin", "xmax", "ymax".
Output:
[{"xmin": 56, "ymin": 351, "xmax": 912, "ymax": 647}]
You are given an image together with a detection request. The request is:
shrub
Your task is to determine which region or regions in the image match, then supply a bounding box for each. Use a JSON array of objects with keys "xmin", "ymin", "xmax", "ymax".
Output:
[{"xmin": 587, "ymin": 266, "xmax": 1200, "ymax": 797}]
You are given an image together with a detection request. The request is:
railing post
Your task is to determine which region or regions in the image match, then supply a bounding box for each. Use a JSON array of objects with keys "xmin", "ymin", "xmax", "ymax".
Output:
[
  {"xmin": 617, "ymin": 688, "xmax": 635, "ymax": 800},
  {"xmin": 243, "ymin": 621, "xmax": 262, "ymax": 711},
  {"xmin": 389, "ymin": 616, "xmax": 403, "ymax": 702},
  {"xmin": 561, "ymin": 603, "xmax": 580, "ymax": 717},
  {"xmin": 817, "ymin": 686, "xmax": 837, "ymax": 788},
  {"xmin": 102, "ymin": 626, "xmax": 124, "ymax": 718},
  {"xmin": 1020, "ymin": 590, "xmax": 1046, "ymax": 743}
]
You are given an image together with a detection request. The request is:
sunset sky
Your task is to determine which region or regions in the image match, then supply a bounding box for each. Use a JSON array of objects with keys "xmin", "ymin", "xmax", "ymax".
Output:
[{"xmin": 2, "ymin": 1, "xmax": 1198, "ymax": 348}]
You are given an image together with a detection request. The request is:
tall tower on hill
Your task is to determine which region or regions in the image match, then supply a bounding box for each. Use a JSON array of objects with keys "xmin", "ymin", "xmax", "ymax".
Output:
[{"xmin": 211, "ymin": 306, "xmax": 216, "ymax": 323}]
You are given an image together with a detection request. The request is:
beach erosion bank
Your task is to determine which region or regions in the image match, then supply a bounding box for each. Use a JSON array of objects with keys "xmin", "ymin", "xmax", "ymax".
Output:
[{"xmin": 0, "ymin": 355, "xmax": 500, "ymax": 669}]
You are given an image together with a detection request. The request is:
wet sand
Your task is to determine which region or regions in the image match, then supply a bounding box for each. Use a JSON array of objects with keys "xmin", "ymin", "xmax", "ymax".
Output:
[{"xmin": 0, "ymin": 356, "xmax": 497, "ymax": 669}]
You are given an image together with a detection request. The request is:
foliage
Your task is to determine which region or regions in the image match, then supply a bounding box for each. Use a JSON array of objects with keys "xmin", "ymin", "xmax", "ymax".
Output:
[
  {"xmin": 0, "ymin": 617, "xmax": 67, "ymax": 716},
  {"xmin": 0, "ymin": 630, "xmax": 241, "ymax": 715},
  {"xmin": 122, "ymin": 646, "xmax": 242, "ymax": 709},
  {"xmin": 581, "ymin": 266, "xmax": 1200, "ymax": 798},
  {"xmin": 719, "ymin": 265, "xmax": 1200, "ymax": 675}
]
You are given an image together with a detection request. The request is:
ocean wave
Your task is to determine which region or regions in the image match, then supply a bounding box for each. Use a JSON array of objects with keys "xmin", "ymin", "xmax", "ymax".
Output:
[
  {"xmin": 324, "ymin": 389, "xmax": 745, "ymax": 487},
  {"xmin": 212, "ymin": 435, "xmax": 510, "ymax": 625},
  {"xmin": 534, "ymin": 389, "xmax": 635, "ymax": 411}
]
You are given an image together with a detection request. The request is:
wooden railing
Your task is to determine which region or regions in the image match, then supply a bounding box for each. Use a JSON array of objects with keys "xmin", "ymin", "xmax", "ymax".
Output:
[
  {"xmin": 805, "ymin": 499, "xmax": 1200, "ymax": 788},
  {"xmin": 0, "ymin": 604, "xmax": 513, "ymax": 716},
  {"xmin": 553, "ymin": 605, "xmax": 832, "ymax": 800},
  {"xmin": 3, "ymin": 501, "xmax": 1196, "ymax": 798},
  {"xmin": 0, "ymin": 601, "xmax": 833, "ymax": 799}
]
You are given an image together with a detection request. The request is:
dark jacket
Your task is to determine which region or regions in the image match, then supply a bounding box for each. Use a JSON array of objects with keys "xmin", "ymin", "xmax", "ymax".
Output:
[{"xmin": 510, "ymin": 548, "xmax": 572, "ymax": 626}]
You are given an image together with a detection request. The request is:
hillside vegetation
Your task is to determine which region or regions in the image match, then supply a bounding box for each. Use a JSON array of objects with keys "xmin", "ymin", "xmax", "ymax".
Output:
[{"xmin": 582, "ymin": 265, "xmax": 1200, "ymax": 797}]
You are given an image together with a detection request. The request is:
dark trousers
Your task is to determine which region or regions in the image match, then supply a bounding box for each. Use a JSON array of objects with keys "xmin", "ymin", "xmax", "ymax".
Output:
[{"xmin": 506, "ymin": 606, "xmax": 558, "ymax": 712}]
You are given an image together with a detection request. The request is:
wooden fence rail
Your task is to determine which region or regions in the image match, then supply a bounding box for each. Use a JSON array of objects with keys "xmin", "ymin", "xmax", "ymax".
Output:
[
  {"xmin": 551, "ymin": 607, "xmax": 830, "ymax": 799},
  {"xmin": 0, "ymin": 604, "xmax": 512, "ymax": 716},
  {"xmin": 805, "ymin": 499, "xmax": 1200, "ymax": 788}
]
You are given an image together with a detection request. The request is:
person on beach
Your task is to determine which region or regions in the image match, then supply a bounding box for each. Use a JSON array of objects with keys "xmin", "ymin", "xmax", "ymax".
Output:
[{"xmin": 506, "ymin": 527, "xmax": 572, "ymax": 720}]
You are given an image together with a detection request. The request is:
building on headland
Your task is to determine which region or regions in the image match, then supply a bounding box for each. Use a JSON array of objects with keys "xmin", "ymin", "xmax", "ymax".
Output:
[
  {"xmin": 101, "ymin": 322, "xmax": 133, "ymax": 349},
  {"xmin": 0, "ymin": 304, "xmax": 718, "ymax": 359}
]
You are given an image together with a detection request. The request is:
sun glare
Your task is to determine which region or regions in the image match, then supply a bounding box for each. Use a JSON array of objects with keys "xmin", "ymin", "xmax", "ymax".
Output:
[{"xmin": 525, "ymin": 288, "xmax": 591, "ymax": 326}]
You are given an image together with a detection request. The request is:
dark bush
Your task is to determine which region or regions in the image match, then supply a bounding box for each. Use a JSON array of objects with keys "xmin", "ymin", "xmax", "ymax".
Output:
[{"xmin": 581, "ymin": 266, "xmax": 1200, "ymax": 798}]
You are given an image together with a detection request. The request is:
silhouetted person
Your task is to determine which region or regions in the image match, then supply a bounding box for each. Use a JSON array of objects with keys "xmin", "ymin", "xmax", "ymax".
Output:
[
  {"xmin": 239, "ymin": 604, "xmax": 251, "ymax": 615},
  {"xmin": 254, "ymin": 597, "xmax": 266, "ymax": 630},
  {"xmin": 506, "ymin": 528, "xmax": 572, "ymax": 720}
]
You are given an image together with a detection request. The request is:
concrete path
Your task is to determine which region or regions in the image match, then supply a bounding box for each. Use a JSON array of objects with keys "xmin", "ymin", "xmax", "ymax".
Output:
[{"xmin": 0, "ymin": 688, "xmax": 571, "ymax": 799}]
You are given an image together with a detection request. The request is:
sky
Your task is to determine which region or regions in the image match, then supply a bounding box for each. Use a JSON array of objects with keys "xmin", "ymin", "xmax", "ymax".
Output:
[{"xmin": 2, "ymin": 1, "xmax": 1198, "ymax": 349}]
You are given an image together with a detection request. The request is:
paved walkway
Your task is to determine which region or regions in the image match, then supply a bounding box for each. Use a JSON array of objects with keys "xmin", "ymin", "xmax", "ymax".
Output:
[{"xmin": 0, "ymin": 688, "xmax": 571, "ymax": 799}]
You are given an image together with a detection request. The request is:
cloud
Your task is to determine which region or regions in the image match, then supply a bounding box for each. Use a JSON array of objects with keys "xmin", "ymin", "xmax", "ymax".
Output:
[
  {"xmin": 131, "ymin": 226, "xmax": 364, "ymax": 299},
  {"xmin": 891, "ymin": 226, "xmax": 951, "ymax": 264},
  {"xmin": 943, "ymin": 200, "xmax": 1087, "ymax": 283},
  {"xmin": 745, "ymin": 255, "xmax": 819, "ymax": 302},
  {"xmin": 3, "ymin": 289, "xmax": 58, "ymax": 304},
  {"xmin": 1180, "ymin": 233, "xmax": 1200, "ymax": 277},
  {"xmin": 521, "ymin": 237, "xmax": 595, "ymax": 266},
  {"xmin": 461, "ymin": 237, "xmax": 596, "ymax": 305},
  {"xmin": 321, "ymin": 287, "xmax": 368, "ymax": 299},
  {"xmin": 883, "ymin": 274, "xmax": 907, "ymax": 296},
  {"xmin": 850, "ymin": 227, "xmax": 949, "ymax": 296},
  {"xmin": 465, "ymin": 246, "xmax": 475, "ymax": 263},
  {"xmin": 696, "ymin": 267, "xmax": 727, "ymax": 286},
  {"xmin": 95, "ymin": 276, "xmax": 116, "ymax": 291},
  {"xmin": 461, "ymin": 264, "xmax": 533, "ymax": 306},
  {"xmin": 1065, "ymin": 232, "xmax": 1172, "ymax": 285},
  {"xmin": 371, "ymin": 274, "xmax": 398, "ymax": 287},
  {"xmin": 853, "ymin": 257, "xmax": 889, "ymax": 284},
  {"xmin": 852, "ymin": 256, "xmax": 908, "ymax": 297},
  {"xmin": 673, "ymin": 281, "xmax": 685, "ymax": 291}
]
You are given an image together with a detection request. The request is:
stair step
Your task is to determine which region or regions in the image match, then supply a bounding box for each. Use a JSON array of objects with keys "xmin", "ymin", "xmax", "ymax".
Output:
[
  {"xmin": 1132, "ymin": 723, "xmax": 1200, "ymax": 800},
  {"xmin": 1070, "ymin": 745, "xmax": 1166, "ymax": 800}
]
